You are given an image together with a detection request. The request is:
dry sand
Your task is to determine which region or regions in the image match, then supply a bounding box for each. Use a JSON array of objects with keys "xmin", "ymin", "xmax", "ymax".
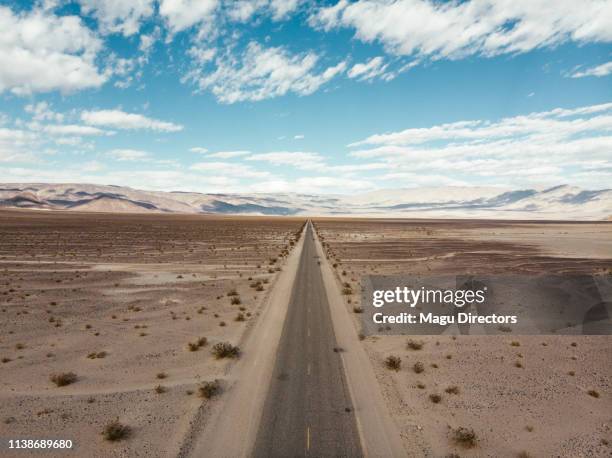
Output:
[
  {"xmin": 0, "ymin": 210, "xmax": 304, "ymax": 457},
  {"xmin": 314, "ymin": 218, "xmax": 612, "ymax": 457}
]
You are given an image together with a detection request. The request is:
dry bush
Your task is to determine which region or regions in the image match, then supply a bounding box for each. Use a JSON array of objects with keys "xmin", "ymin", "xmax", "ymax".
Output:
[
  {"xmin": 199, "ymin": 380, "xmax": 221, "ymax": 399},
  {"xmin": 154, "ymin": 385, "xmax": 166, "ymax": 394},
  {"xmin": 587, "ymin": 389, "xmax": 600, "ymax": 398},
  {"xmin": 429, "ymin": 393, "xmax": 442, "ymax": 403},
  {"xmin": 102, "ymin": 419, "xmax": 130, "ymax": 441},
  {"xmin": 510, "ymin": 341, "xmax": 520, "ymax": 347},
  {"xmin": 353, "ymin": 306, "xmax": 364, "ymax": 313},
  {"xmin": 231, "ymin": 297, "xmax": 241, "ymax": 305},
  {"xmin": 445, "ymin": 385, "xmax": 460, "ymax": 395},
  {"xmin": 413, "ymin": 362, "xmax": 425, "ymax": 374},
  {"xmin": 235, "ymin": 312, "xmax": 245, "ymax": 322},
  {"xmin": 384, "ymin": 355, "xmax": 401, "ymax": 371},
  {"xmin": 156, "ymin": 372, "xmax": 167, "ymax": 380},
  {"xmin": 452, "ymin": 427, "xmax": 478, "ymax": 448},
  {"xmin": 212, "ymin": 342, "xmax": 240, "ymax": 359},
  {"xmin": 50, "ymin": 372, "xmax": 77, "ymax": 387},
  {"xmin": 407, "ymin": 339, "xmax": 424, "ymax": 350}
]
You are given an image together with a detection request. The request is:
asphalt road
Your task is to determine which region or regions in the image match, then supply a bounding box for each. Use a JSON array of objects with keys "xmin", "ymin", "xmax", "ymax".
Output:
[{"xmin": 253, "ymin": 222, "xmax": 363, "ymax": 458}]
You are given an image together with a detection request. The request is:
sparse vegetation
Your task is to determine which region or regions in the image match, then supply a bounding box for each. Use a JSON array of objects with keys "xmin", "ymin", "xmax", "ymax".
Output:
[
  {"xmin": 199, "ymin": 379, "xmax": 221, "ymax": 399},
  {"xmin": 510, "ymin": 341, "xmax": 520, "ymax": 347},
  {"xmin": 587, "ymin": 389, "xmax": 600, "ymax": 398},
  {"xmin": 154, "ymin": 385, "xmax": 166, "ymax": 394},
  {"xmin": 413, "ymin": 362, "xmax": 424, "ymax": 373},
  {"xmin": 384, "ymin": 355, "xmax": 401, "ymax": 371},
  {"xmin": 353, "ymin": 306, "xmax": 364, "ymax": 313},
  {"xmin": 50, "ymin": 372, "xmax": 77, "ymax": 387},
  {"xmin": 452, "ymin": 426, "xmax": 478, "ymax": 448},
  {"xmin": 156, "ymin": 372, "xmax": 167, "ymax": 379},
  {"xmin": 429, "ymin": 393, "xmax": 442, "ymax": 403},
  {"xmin": 407, "ymin": 339, "xmax": 424, "ymax": 350},
  {"xmin": 102, "ymin": 419, "xmax": 130, "ymax": 442},
  {"xmin": 445, "ymin": 385, "xmax": 460, "ymax": 395},
  {"xmin": 211, "ymin": 342, "xmax": 240, "ymax": 359}
]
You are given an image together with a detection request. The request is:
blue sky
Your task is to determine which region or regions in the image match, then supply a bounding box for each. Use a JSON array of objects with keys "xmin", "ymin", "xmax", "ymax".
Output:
[{"xmin": 1, "ymin": 0, "xmax": 611, "ymax": 194}]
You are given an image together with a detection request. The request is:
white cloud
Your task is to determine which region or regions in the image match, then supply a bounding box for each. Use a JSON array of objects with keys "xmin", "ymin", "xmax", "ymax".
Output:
[
  {"xmin": 348, "ymin": 102, "xmax": 612, "ymax": 188},
  {"xmin": 185, "ymin": 42, "xmax": 346, "ymax": 103},
  {"xmin": 24, "ymin": 101, "xmax": 64, "ymax": 123},
  {"xmin": 190, "ymin": 160, "xmax": 270, "ymax": 178},
  {"xmin": 35, "ymin": 123, "xmax": 110, "ymax": 136},
  {"xmin": 108, "ymin": 148, "xmax": 150, "ymax": 161},
  {"xmin": 293, "ymin": 134, "xmax": 304, "ymax": 140},
  {"xmin": 310, "ymin": 0, "xmax": 612, "ymax": 60},
  {"xmin": 78, "ymin": 0, "xmax": 155, "ymax": 36},
  {"xmin": 189, "ymin": 146, "xmax": 209, "ymax": 154},
  {"xmin": 569, "ymin": 61, "xmax": 612, "ymax": 78},
  {"xmin": 159, "ymin": 0, "xmax": 219, "ymax": 34},
  {"xmin": 0, "ymin": 5, "xmax": 106, "ymax": 95},
  {"xmin": 207, "ymin": 150, "xmax": 251, "ymax": 158},
  {"xmin": 347, "ymin": 56, "xmax": 388, "ymax": 81},
  {"xmin": 228, "ymin": 0, "xmax": 302, "ymax": 22},
  {"xmin": 81, "ymin": 109, "xmax": 184, "ymax": 132},
  {"xmin": 247, "ymin": 151, "xmax": 325, "ymax": 170}
]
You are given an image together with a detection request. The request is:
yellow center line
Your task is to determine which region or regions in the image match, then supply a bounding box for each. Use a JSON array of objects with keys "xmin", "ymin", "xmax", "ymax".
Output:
[
  {"xmin": 306, "ymin": 426, "xmax": 311, "ymax": 451},
  {"xmin": 307, "ymin": 362, "xmax": 311, "ymax": 375}
]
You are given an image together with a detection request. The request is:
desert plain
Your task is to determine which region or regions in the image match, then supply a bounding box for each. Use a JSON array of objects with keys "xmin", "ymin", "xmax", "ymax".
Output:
[
  {"xmin": 314, "ymin": 218, "xmax": 612, "ymax": 457},
  {"xmin": 0, "ymin": 210, "xmax": 610, "ymax": 457}
]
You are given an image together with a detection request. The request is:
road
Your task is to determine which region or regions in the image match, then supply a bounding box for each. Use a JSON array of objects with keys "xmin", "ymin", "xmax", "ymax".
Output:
[{"xmin": 253, "ymin": 221, "xmax": 363, "ymax": 457}]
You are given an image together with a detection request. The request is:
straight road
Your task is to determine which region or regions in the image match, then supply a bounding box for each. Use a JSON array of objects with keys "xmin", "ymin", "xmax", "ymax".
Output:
[{"xmin": 253, "ymin": 222, "xmax": 363, "ymax": 457}]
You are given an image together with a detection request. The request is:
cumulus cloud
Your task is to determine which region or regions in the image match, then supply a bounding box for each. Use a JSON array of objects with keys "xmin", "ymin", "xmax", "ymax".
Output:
[
  {"xmin": 81, "ymin": 109, "xmax": 183, "ymax": 132},
  {"xmin": 207, "ymin": 150, "xmax": 251, "ymax": 158},
  {"xmin": 347, "ymin": 56, "xmax": 388, "ymax": 81},
  {"xmin": 247, "ymin": 151, "xmax": 325, "ymax": 170},
  {"xmin": 310, "ymin": 0, "xmax": 612, "ymax": 60},
  {"xmin": 190, "ymin": 160, "xmax": 270, "ymax": 178},
  {"xmin": 159, "ymin": 0, "xmax": 219, "ymax": 34},
  {"xmin": 107, "ymin": 148, "xmax": 150, "ymax": 161},
  {"xmin": 228, "ymin": 0, "xmax": 302, "ymax": 22},
  {"xmin": 185, "ymin": 42, "xmax": 346, "ymax": 103},
  {"xmin": 0, "ymin": 5, "xmax": 106, "ymax": 95},
  {"xmin": 78, "ymin": 0, "xmax": 155, "ymax": 36},
  {"xmin": 24, "ymin": 102, "xmax": 64, "ymax": 123},
  {"xmin": 189, "ymin": 147, "xmax": 209, "ymax": 154},
  {"xmin": 569, "ymin": 61, "xmax": 612, "ymax": 78},
  {"xmin": 348, "ymin": 102, "xmax": 612, "ymax": 188}
]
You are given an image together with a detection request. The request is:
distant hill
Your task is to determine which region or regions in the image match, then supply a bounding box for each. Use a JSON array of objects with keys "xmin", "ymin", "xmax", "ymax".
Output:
[{"xmin": 1, "ymin": 183, "xmax": 610, "ymax": 220}]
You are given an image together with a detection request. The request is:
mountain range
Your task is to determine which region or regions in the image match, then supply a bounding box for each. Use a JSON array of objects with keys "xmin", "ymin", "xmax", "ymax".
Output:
[{"xmin": 1, "ymin": 183, "xmax": 610, "ymax": 220}]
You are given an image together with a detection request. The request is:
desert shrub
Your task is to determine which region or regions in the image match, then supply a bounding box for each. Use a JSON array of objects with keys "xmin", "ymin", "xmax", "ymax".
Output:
[
  {"xmin": 510, "ymin": 341, "xmax": 520, "ymax": 347},
  {"xmin": 429, "ymin": 393, "xmax": 442, "ymax": 403},
  {"xmin": 413, "ymin": 362, "xmax": 424, "ymax": 374},
  {"xmin": 384, "ymin": 355, "xmax": 401, "ymax": 371},
  {"xmin": 235, "ymin": 313, "xmax": 245, "ymax": 322},
  {"xmin": 212, "ymin": 342, "xmax": 240, "ymax": 359},
  {"xmin": 514, "ymin": 361, "xmax": 523, "ymax": 368},
  {"xmin": 199, "ymin": 380, "xmax": 221, "ymax": 399},
  {"xmin": 353, "ymin": 306, "xmax": 364, "ymax": 313},
  {"xmin": 407, "ymin": 339, "xmax": 424, "ymax": 350},
  {"xmin": 187, "ymin": 342, "xmax": 199, "ymax": 352},
  {"xmin": 154, "ymin": 385, "xmax": 166, "ymax": 394},
  {"xmin": 416, "ymin": 382, "xmax": 426, "ymax": 389},
  {"xmin": 102, "ymin": 419, "xmax": 130, "ymax": 441},
  {"xmin": 231, "ymin": 296, "xmax": 241, "ymax": 305},
  {"xmin": 197, "ymin": 337, "xmax": 207, "ymax": 347},
  {"xmin": 445, "ymin": 386, "xmax": 460, "ymax": 395},
  {"xmin": 156, "ymin": 372, "xmax": 167, "ymax": 380},
  {"xmin": 50, "ymin": 372, "xmax": 77, "ymax": 387},
  {"xmin": 227, "ymin": 288, "xmax": 238, "ymax": 297},
  {"xmin": 587, "ymin": 389, "xmax": 600, "ymax": 398},
  {"xmin": 452, "ymin": 427, "xmax": 478, "ymax": 448},
  {"xmin": 255, "ymin": 284, "xmax": 264, "ymax": 291}
]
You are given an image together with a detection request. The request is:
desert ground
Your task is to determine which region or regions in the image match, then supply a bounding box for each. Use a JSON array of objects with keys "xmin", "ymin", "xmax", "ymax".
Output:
[
  {"xmin": 0, "ymin": 209, "xmax": 304, "ymax": 457},
  {"xmin": 313, "ymin": 218, "xmax": 612, "ymax": 457}
]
